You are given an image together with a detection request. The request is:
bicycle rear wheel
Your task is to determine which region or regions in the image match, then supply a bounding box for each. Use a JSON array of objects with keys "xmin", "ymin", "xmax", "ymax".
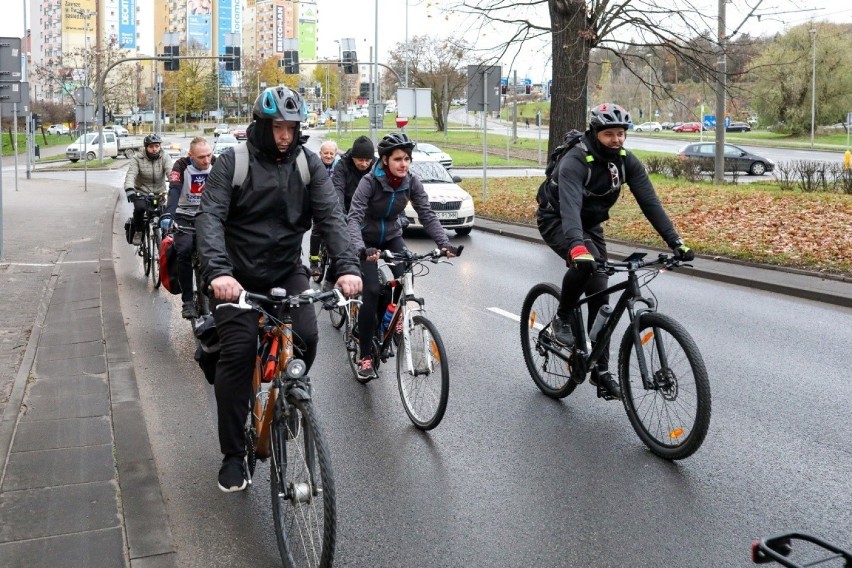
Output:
[
  {"xmin": 270, "ymin": 395, "xmax": 336, "ymax": 568},
  {"xmin": 312, "ymin": 244, "xmax": 328, "ymax": 284},
  {"xmin": 397, "ymin": 314, "xmax": 449, "ymax": 430},
  {"xmin": 150, "ymin": 225, "xmax": 162, "ymax": 288},
  {"xmin": 618, "ymin": 312, "xmax": 711, "ymax": 460},
  {"xmin": 519, "ymin": 283, "xmax": 577, "ymax": 398}
]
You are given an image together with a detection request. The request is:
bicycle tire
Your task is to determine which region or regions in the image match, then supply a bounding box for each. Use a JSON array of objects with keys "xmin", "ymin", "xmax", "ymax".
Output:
[
  {"xmin": 396, "ymin": 314, "xmax": 449, "ymax": 430},
  {"xmin": 329, "ymin": 306, "xmax": 345, "ymax": 329},
  {"xmin": 618, "ymin": 312, "xmax": 711, "ymax": 460},
  {"xmin": 193, "ymin": 262, "xmax": 210, "ymax": 316},
  {"xmin": 270, "ymin": 396, "xmax": 336, "ymax": 568},
  {"xmin": 343, "ymin": 304, "xmax": 362, "ymax": 380},
  {"xmin": 142, "ymin": 224, "xmax": 152, "ymax": 277},
  {"xmin": 312, "ymin": 244, "xmax": 328, "ymax": 284},
  {"xmin": 150, "ymin": 226, "xmax": 162, "ymax": 288},
  {"xmin": 519, "ymin": 283, "xmax": 577, "ymax": 399}
]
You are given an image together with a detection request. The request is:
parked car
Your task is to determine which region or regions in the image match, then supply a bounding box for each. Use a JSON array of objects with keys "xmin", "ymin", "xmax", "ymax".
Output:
[
  {"xmin": 661, "ymin": 122, "xmax": 675, "ymax": 130},
  {"xmin": 725, "ymin": 121, "xmax": 751, "ymax": 132},
  {"xmin": 65, "ymin": 132, "xmax": 145, "ymax": 162},
  {"xmin": 165, "ymin": 142, "xmax": 184, "ymax": 160},
  {"xmin": 634, "ymin": 121, "xmax": 663, "ymax": 132},
  {"xmin": 673, "ymin": 122, "xmax": 704, "ymax": 133},
  {"xmin": 231, "ymin": 124, "xmax": 249, "ymax": 140},
  {"xmin": 212, "ymin": 134, "xmax": 239, "ymax": 156},
  {"xmin": 677, "ymin": 142, "xmax": 775, "ymax": 175},
  {"xmin": 403, "ymin": 152, "xmax": 474, "ymax": 236},
  {"xmin": 103, "ymin": 125, "xmax": 128, "ymax": 137},
  {"xmin": 46, "ymin": 124, "xmax": 70, "ymax": 135},
  {"xmin": 414, "ymin": 142, "xmax": 453, "ymax": 169},
  {"xmin": 213, "ymin": 124, "xmax": 230, "ymax": 137}
]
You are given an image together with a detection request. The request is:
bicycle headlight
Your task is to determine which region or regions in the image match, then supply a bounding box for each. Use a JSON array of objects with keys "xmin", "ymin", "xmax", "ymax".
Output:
[{"xmin": 286, "ymin": 359, "xmax": 307, "ymax": 379}]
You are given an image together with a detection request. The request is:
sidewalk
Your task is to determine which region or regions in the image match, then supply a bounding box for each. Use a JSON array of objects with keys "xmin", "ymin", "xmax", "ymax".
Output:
[
  {"xmin": 0, "ymin": 177, "xmax": 175, "ymax": 567},
  {"xmin": 474, "ymin": 217, "xmax": 852, "ymax": 309}
]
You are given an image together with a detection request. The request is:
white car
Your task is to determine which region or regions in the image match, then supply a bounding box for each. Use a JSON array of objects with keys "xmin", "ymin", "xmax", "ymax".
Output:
[
  {"xmin": 46, "ymin": 124, "xmax": 70, "ymax": 135},
  {"xmin": 165, "ymin": 142, "xmax": 184, "ymax": 160},
  {"xmin": 213, "ymin": 124, "xmax": 230, "ymax": 137},
  {"xmin": 212, "ymin": 134, "xmax": 239, "ymax": 155},
  {"xmin": 634, "ymin": 121, "xmax": 663, "ymax": 132},
  {"xmin": 404, "ymin": 153, "xmax": 474, "ymax": 236},
  {"xmin": 415, "ymin": 142, "xmax": 453, "ymax": 169},
  {"xmin": 103, "ymin": 125, "xmax": 128, "ymax": 137}
]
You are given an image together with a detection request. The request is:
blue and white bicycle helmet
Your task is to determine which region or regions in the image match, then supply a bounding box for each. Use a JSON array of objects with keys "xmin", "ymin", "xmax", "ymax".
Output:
[{"xmin": 253, "ymin": 86, "xmax": 306, "ymax": 122}]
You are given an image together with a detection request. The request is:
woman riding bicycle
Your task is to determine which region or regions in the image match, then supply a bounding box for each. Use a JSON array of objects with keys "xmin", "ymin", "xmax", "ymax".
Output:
[
  {"xmin": 347, "ymin": 132, "xmax": 458, "ymax": 380},
  {"xmin": 124, "ymin": 133, "xmax": 173, "ymax": 246}
]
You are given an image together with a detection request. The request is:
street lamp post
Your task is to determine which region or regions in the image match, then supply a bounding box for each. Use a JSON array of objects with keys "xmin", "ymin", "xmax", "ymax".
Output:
[
  {"xmin": 809, "ymin": 26, "xmax": 817, "ymax": 149},
  {"xmin": 645, "ymin": 53, "xmax": 653, "ymax": 122}
]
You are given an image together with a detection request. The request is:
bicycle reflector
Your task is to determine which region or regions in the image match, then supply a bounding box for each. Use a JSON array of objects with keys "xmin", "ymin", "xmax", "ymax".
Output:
[
  {"xmin": 286, "ymin": 359, "xmax": 307, "ymax": 379},
  {"xmin": 641, "ymin": 331, "xmax": 654, "ymax": 346}
]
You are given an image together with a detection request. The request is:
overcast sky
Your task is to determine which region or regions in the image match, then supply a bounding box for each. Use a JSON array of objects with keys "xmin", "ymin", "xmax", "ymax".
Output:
[{"xmin": 2, "ymin": 0, "xmax": 850, "ymax": 80}]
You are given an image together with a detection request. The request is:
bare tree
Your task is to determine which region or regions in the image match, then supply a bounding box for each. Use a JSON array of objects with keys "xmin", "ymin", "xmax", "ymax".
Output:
[
  {"xmin": 384, "ymin": 35, "xmax": 470, "ymax": 131},
  {"xmin": 446, "ymin": 0, "xmax": 740, "ymax": 152}
]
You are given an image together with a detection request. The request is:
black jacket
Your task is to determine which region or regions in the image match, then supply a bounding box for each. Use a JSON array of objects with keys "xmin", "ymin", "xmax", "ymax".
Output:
[
  {"xmin": 196, "ymin": 143, "xmax": 360, "ymax": 292},
  {"xmin": 331, "ymin": 150, "xmax": 374, "ymax": 213},
  {"xmin": 538, "ymin": 131, "xmax": 680, "ymax": 250}
]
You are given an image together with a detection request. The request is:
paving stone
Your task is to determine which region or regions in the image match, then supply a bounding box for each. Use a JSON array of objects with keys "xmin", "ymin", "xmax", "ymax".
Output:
[
  {"xmin": 2, "ymin": 444, "xmax": 114, "ymax": 491},
  {"xmin": 0, "ymin": 526, "xmax": 125, "ymax": 568},
  {"xmin": 38, "ymin": 318, "xmax": 104, "ymax": 347},
  {"xmin": 35, "ymin": 354, "xmax": 106, "ymax": 378},
  {"xmin": 27, "ymin": 375, "xmax": 108, "ymax": 398},
  {"xmin": 12, "ymin": 416, "xmax": 112, "ymax": 451},
  {"xmin": 0, "ymin": 480, "xmax": 120, "ymax": 542},
  {"xmin": 34, "ymin": 339, "xmax": 104, "ymax": 362},
  {"xmin": 119, "ymin": 460, "xmax": 175, "ymax": 560},
  {"xmin": 131, "ymin": 552, "xmax": 178, "ymax": 568},
  {"xmin": 20, "ymin": 392, "xmax": 109, "ymax": 421},
  {"xmin": 113, "ymin": 402, "xmax": 152, "ymax": 462}
]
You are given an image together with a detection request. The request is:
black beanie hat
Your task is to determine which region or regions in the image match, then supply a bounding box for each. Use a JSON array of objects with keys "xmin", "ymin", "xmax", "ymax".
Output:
[{"xmin": 351, "ymin": 136, "xmax": 375, "ymax": 159}]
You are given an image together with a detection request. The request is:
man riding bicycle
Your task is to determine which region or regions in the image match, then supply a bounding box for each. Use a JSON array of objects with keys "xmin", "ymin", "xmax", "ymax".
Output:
[
  {"xmin": 536, "ymin": 103, "xmax": 694, "ymax": 401},
  {"xmin": 162, "ymin": 136, "xmax": 215, "ymax": 319},
  {"xmin": 124, "ymin": 133, "xmax": 173, "ymax": 245},
  {"xmin": 308, "ymin": 140, "xmax": 341, "ymax": 278},
  {"xmin": 196, "ymin": 86, "xmax": 362, "ymax": 492}
]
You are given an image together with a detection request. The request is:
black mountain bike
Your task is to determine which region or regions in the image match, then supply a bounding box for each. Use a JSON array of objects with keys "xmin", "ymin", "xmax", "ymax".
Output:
[
  {"xmin": 312, "ymin": 241, "xmax": 330, "ymax": 284},
  {"xmin": 138, "ymin": 193, "xmax": 164, "ymax": 288},
  {"xmin": 520, "ymin": 252, "xmax": 711, "ymax": 460}
]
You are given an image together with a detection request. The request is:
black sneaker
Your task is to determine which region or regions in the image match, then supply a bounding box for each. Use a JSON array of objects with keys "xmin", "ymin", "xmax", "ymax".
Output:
[
  {"xmin": 550, "ymin": 314, "xmax": 575, "ymax": 347},
  {"xmin": 217, "ymin": 456, "xmax": 248, "ymax": 493},
  {"xmin": 590, "ymin": 370, "xmax": 622, "ymax": 401},
  {"xmin": 181, "ymin": 301, "xmax": 198, "ymax": 320}
]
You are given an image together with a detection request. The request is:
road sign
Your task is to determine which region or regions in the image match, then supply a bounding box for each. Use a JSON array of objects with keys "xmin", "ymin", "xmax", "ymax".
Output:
[
  {"xmin": 465, "ymin": 65, "xmax": 501, "ymax": 112},
  {"xmin": 704, "ymin": 115, "xmax": 716, "ymax": 128},
  {"xmin": 75, "ymin": 105, "xmax": 95, "ymax": 123},
  {"xmin": 74, "ymin": 86, "xmax": 95, "ymax": 105},
  {"xmin": 0, "ymin": 37, "xmax": 22, "ymax": 80},
  {"xmin": 0, "ymin": 82, "xmax": 28, "ymax": 116},
  {"xmin": 0, "ymin": 81, "xmax": 22, "ymax": 103},
  {"xmin": 395, "ymin": 116, "xmax": 409, "ymax": 128},
  {"xmin": 398, "ymin": 88, "xmax": 431, "ymax": 119}
]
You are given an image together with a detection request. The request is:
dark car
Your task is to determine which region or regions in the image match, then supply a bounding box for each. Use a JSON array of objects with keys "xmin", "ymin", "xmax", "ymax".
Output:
[
  {"xmin": 231, "ymin": 124, "xmax": 250, "ymax": 140},
  {"xmin": 677, "ymin": 142, "xmax": 775, "ymax": 175},
  {"xmin": 726, "ymin": 121, "xmax": 751, "ymax": 132},
  {"xmin": 661, "ymin": 122, "xmax": 675, "ymax": 130}
]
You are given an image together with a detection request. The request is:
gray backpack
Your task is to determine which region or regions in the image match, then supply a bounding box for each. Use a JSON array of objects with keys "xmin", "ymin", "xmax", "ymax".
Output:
[{"xmin": 230, "ymin": 142, "xmax": 310, "ymax": 189}]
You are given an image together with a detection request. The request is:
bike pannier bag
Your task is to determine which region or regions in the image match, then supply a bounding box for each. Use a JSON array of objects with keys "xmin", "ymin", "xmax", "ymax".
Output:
[
  {"xmin": 159, "ymin": 234, "xmax": 181, "ymax": 295},
  {"xmin": 124, "ymin": 217, "xmax": 134, "ymax": 244}
]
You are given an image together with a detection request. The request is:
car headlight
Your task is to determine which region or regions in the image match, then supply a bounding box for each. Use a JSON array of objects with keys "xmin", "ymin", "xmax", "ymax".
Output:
[{"xmin": 462, "ymin": 193, "xmax": 473, "ymax": 203}]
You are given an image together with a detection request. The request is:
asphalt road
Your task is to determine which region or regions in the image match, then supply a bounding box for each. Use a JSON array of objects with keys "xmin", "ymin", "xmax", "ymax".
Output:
[{"xmin": 99, "ymin": 155, "xmax": 851, "ymax": 567}]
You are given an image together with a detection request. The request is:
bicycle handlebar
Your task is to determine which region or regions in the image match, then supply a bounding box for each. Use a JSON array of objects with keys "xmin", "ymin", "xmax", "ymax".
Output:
[
  {"xmin": 215, "ymin": 287, "xmax": 353, "ymax": 312},
  {"xmin": 380, "ymin": 245, "xmax": 464, "ymax": 264},
  {"xmin": 601, "ymin": 252, "xmax": 688, "ymax": 273}
]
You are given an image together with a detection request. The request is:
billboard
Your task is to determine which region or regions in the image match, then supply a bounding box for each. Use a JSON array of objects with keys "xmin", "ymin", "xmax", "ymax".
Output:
[
  {"xmin": 275, "ymin": 4, "xmax": 285, "ymax": 53},
  {"xmin": 188, "ymin": 0, "xmax": 212, "ymax": 50},
  {"xmin": 297, "ymin": 1, "xmax": 317, "ymax": 61},
  {"xmin": 62, "ymin": 0, "xmax": 97, "ymax": 50},
  {"xmin": 118, "ymin": 0, "xmax": 136, "ymax": 49},
  {"xmin": 217, "ymin": 0, "xmax": 239, "ymax": 86}
]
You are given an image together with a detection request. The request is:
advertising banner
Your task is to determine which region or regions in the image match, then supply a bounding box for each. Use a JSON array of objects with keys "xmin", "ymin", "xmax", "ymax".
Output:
[
  {"xmin": 188, "ymin": 0, "xmax": 212, "ymax": 50},
  {"xmin": 218, "ymin": 0, "xmax": 234, "ymax": 86},
  {"xmin": 276, "ymin": 5, "xmax": 285, "ymax": 53},
  {"xmin": 297, "ymin": 0, "xmax": 317, "ymax": 60},
  {"xmin": 119, "ymin": 0, "xmax": 136, "ymax": 49},
  {"xmin": 62, "ymin": 0, "xmax": 97, "ymax": 50}
]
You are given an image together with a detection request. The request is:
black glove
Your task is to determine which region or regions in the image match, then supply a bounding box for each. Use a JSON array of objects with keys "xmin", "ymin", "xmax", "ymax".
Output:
[
  {"xmin": 443, "ymin": 245, "xmax": 460, "ymax": 257},
  {"xmin": 670, "ymin": 240, "xmax": 695, "ymax": 261},
  {"xmin": 360, "ymin": 247, "xmax": 378, "ymax": 260},
  {"xmin": 125, "ymin": 190, "xmax": 137, "ymax": 202}
]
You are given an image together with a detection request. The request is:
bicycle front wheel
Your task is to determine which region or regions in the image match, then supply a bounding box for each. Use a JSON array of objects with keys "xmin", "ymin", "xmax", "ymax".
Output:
[
  {"xmin": 519, "ymin": 283, "xmax": 577, "ymax": 398},
  {"xmin": 142, "ymin": 224, "xmax": 152, "ymax": 277},
  {"xmin": 150, "ymin": 226, "xmax": 162, "ymax": 288},
  {"xmin": 312, "ymin": 245, "xmax": 328, "ymax": 284},
  {"xmin": 328, "ymin": 306, "xmax": 345, "ymax": 330},
  {"xmin": 396, "ymin": 315, "xmax": 449, "ymax": 430},
  {"xmin": 618, "ymin": 312, "xmax": 711, "ymax": 460},
  {"xmin": 270, "ymin": 396, "xmax": 336, "ymax": 568},
  {"xmin": 193, "ymin": 262, "xmax": 210, "ymax": 316}
]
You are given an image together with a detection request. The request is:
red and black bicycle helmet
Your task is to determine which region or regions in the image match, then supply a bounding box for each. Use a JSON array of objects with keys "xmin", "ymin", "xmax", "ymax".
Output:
[{"xmin": 589, "ymin": 103, "xmax": 632, "ymax": 131}]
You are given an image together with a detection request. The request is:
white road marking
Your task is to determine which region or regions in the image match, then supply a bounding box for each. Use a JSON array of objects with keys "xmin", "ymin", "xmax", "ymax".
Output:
[{"xmin": 487, "ymin": 307, "xmax": 544, "ymax": 330}]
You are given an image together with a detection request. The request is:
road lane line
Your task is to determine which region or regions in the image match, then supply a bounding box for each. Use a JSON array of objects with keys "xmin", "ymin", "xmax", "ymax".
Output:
[{"xmin": 487, "ymin": 306, "xmax": 544, "ymax": 330}]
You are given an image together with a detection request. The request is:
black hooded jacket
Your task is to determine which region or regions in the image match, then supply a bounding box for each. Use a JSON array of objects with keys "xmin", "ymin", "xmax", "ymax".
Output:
[
  {"xmin": 331, "ymin": 150, "xmax": 375, "ymax": 213},
  {"xmin": 538, "ymin": 131, "xmax": 680, "ymax": 250},
  {"xmin": 196, "ymin": 122, "xmax": 360, "ymax": 291}
]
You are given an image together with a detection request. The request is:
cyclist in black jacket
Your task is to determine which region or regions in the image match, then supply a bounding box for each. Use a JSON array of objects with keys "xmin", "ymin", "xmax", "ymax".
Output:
[
  {"xmin": 196, "ymin": 86, "xmax": 362, "ymax": 492},
  {"xmin": 536, "ymin": 103, "xmax": 694, "ymax": 400}
]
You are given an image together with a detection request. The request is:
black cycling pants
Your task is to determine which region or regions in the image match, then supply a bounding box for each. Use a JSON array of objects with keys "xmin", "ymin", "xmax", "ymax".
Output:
[
  {"xmin": 173, "ymin": 215, "xmax": 196, "ymax": 302},
  {"xmin": 212, "ymin": 268, "xmax": 318, "ymax": 458},
  {"xmin": 358, "ymin": 236, "xmax": 406, "ymax": 359},
  {"xmin": 538, "ymin": 215, "xmax": 611, "ymax": 371},
  {"xmin": 131, "ymin": 196, "xmax": 148, "ymax": 233}
]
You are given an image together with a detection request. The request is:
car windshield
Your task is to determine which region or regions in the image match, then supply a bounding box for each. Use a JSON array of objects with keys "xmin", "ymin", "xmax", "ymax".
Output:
[
  {"xmin": 75, "ymin": 133, "xmax": 99, "ymax": 144},
  {"xmin": 417, "ymin": 143, "xmax": 440, "ymax": 153},
  {"xmin": 216, "ymin": 135, "xmax": 238, "ymax": 144},
  {"xmin": 410, "ymin": 160, "xmax": 453, "ymax": 183}
]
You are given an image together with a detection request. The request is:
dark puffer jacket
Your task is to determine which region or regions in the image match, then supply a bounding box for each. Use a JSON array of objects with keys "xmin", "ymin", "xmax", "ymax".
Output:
[
  {"xmin": 331, "ymin": 150, "xmax": 374, "ymax": 213},
  {"xmin": 196, "ymin": 142, "xmax": 360, "ymax": 292},
  {"xmin": 347, "ymin": 161, "xmax": 449, "ymax": 252}
]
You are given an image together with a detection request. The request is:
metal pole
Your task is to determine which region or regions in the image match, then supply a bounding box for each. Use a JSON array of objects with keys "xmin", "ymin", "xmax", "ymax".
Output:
[
  {"xmin": 369, "ymin": 45, "xmax": 374, "ymax": 142},
  {"xmin": 537, "ymin": 120, "xmax": 542, "ymax": 165},
  {"xmin": 373, "ymin": 0, "xmax": 379, "ymax": 142},
  {"xmin": 12, "ymin": 104, "xmax": 19, "ymax": 192},
  {"xmin": 481, "ymin": 69, "xmax": 488, "ymax": 200},
  {"xmin": 404, "ymin": 0, "xmax": 409, "ymax": 87},
  {"xmin": 810, "ymin": 26, "xmax": 816, "ymax": 149},
  {"xmin": 713, "ymin": 0, "xmax": 727, "ymax": 184},
  {"xmin": 23, "ymin": 0, "xmax": 30, "ymax": 179},
  {"xmin": 512, "ymin": 70, "xmax": 517, "ymax": 142},
  {"xmin": 83, "ymin": 18, "xmax": 89, "ymax": 191},
  {"xmin": 0, "ymin": 131, "xmax": 4, "ymax": 257}
]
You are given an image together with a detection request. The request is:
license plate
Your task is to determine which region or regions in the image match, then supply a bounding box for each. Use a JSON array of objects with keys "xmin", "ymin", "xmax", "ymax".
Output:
[{"xmin": 435, "ymin": 211, "xmax": 457, "ymax": 220}]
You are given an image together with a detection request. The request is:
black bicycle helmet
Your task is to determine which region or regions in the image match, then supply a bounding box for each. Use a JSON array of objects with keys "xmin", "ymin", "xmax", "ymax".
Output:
[
  {"xmin": 377, "ymin": 132, "xmax": 416, "ymax": 158},
  {"xmin": 143, "ymin": 133, "xmax": 162, "ymax": 146},
  {"xmin": 589, "ymin": 103, "xmax": 632, "ymax": 131},
  {"xmin": 253, "ymin": 85, "xmax": 306, "ymax": 122},
  {"xmin": 194, "ymin": 314, "xmax": 220, "ymax": 354}
]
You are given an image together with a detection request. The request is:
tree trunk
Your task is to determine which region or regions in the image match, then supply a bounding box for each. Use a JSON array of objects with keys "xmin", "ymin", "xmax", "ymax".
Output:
[{"xmin": 548, "ymin": 0, "xmax": 592, "ymax": 154}]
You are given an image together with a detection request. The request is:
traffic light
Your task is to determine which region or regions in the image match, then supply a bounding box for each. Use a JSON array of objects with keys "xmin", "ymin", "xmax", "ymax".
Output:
[
  {"xmin": 315, "ymin": 85, "xmax": 321, "ymax": 98},
  {"xmin": 281, "ymin": 50, "xmax": 299, "ymax": 74},
  {"xmin": 224, "ymin": 46, "xmax": 241, "ymax": 71},
  {"xmin": 341, "ymin": 50, "xmax": 358, "ymax": 74},
  {"xmin": 164, "ymin": 45, "xmax": 180, "ymax": 71},
  {"xmin": 501, "ymin": 84, "xmax": 507, "ymax": 95},
  {"xmin": 525, "ymin": 84, "xmax": 531, "ymax": 95},
  {"xmin": 32, "ymin": 113, "xmax": 42, "ymax": 131}
]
